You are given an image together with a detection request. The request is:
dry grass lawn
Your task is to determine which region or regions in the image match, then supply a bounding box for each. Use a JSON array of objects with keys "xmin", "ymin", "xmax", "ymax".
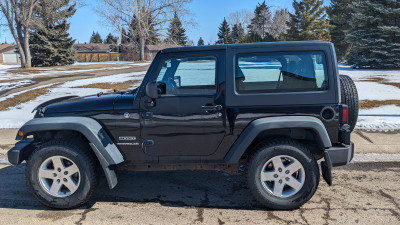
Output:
[
  {"xmin": 0, "ymin": 84, "xmax": 57, "ymax": 111},
  {"xmin": 73, "ymin": 80, "xmax": 141, "ymax": 92},
  {"xmin": 361, "ymin": 77, "xmax": 400, "ymax": 89},
  {"xmin": 8, "ymin": 63, "xmax": 131, "ymax": 74},
  {"xmin": 359, "ymin": 100, "xmax": 400, "ymax": 109}
]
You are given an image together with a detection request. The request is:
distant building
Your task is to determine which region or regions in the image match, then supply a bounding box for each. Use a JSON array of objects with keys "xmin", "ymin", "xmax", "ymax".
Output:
[
  {"xmin": 0, "ymin": 44, "xmax": 19, "ymax": 64},
  {"xmin": 74, "ymin": 44, "xmax": 119, "ymax": 62},
  {"xmin": 74, "ymin": 44, "xmax": 112, "ymax": 53}
]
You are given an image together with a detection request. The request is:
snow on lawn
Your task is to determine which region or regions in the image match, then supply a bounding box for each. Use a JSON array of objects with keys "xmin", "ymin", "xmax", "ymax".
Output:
[
  {"xmin": 338, "ymin": 64, "xmax": 400, "ymax": 82},
  {"xmin": 339, "ymin": 64, "xmax": 400, "ymax": 131},
  {"xmin": 0, "ymin": 61, "xmax": 150, "ymax": 94},
  {"xmin": 0, "ymin": 71, "xmax": 146, "ymax": 129},
  {"xmin": 61, "ymin": 71, "xmax": 145, "ymax": 88}
]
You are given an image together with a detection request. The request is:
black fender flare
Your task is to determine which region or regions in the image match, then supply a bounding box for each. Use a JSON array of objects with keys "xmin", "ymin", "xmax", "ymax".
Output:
[
  {"xmin": 224, "ymin": 116, "xmax": 332, "ymax": 163},
  {"xmin": 16, "ymin": 117, "xmax": 124, "ymax": 189}
]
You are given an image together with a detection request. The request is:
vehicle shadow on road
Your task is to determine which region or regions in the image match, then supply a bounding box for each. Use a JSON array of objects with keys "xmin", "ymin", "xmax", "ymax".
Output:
[{"xmin": 0, "ymin": 164, "xmax": 267, "ymax": 211}]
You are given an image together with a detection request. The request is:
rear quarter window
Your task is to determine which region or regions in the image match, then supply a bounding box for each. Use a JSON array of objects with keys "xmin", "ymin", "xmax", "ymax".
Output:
[{"xmin": 235, "ymin": 51, "xmax": 328, "ymax": 94}]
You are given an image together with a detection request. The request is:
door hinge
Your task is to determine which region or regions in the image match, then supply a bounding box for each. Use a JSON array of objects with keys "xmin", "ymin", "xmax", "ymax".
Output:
[{"xmin": 142, "ymin": 139, "xmax": 155, "ymax": 157}]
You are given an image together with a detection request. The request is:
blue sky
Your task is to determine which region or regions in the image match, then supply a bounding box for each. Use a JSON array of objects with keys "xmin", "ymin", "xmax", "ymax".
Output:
[{"xmin": 1, "ymin": 0, "xmax": 331, "ymax": 44}]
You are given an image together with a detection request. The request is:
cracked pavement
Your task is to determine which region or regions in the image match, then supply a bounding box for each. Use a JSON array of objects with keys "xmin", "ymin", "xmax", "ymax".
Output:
[{"xmin": 0, "ymin": 162, "xmax": 399, "ymax": 224}]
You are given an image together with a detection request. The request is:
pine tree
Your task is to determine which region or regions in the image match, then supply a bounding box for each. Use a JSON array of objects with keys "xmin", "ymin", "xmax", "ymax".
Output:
[
  {"xmin": 30, "ymin": 0, "xmax": 76, "ymax": 67},
  {"xmin": 104, "ymin": 33, "xmax": 118, "ymax": 44},
  {"xmin": 197, "ymin": 37, "xmax": 204, "ymax": 46},
  {"xmin": 216, "ymin": 18, "xmax": 233, "ymax": 44},
  {"xmin": 232, "ymin": 23, "xmax": 245, "ymax": 43},
  {"xmin": 239, "ymin": 33, "xmax": 264, "ymax": 43},
  {"xmin": 248, "ymin": 1, "xmax": 272, "ymax": 39},
  {"xmin": 166, "ymin": 11, "xmax": 187, "ymax": 46},
  {"xmin": 346, "ymin": 0, "xmax": 400, "ymax": 69},
  {"xmin": 90, "ymin": 31, "xmax": 102, "ymax": 44},
  {"xmin": 121, "ymin": 28, "xmax": 128, "ymax": 44},
  {"xmin": 327, "ymin": 0, "xmax": 353, "ymax": 60},
  {"xmin": 286, "ymin": 0, "xmax": 332, "ymax": 41}
]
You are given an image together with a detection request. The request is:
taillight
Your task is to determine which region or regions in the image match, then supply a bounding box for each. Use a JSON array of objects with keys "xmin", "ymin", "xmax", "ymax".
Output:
[{"xmin": 342, "ymin": 105, "xmax": 349, "ymax": 124}]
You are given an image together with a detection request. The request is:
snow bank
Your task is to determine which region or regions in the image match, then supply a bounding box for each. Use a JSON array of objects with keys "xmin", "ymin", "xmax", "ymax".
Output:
[{"xmin": 355, "ymin": 82, "xmax": 400, "ymax": 101}]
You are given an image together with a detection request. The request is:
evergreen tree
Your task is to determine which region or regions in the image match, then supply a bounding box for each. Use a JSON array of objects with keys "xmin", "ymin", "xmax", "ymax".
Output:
[
  {"xmin": 197, "ymin": 37, "xmax": 204, "ymax": 46},
  {"xmin": 30, "ymin": 0, "xmax": 76, "ymax": 67},
  {"xmin": 166, "ymin": 11, "xmax": 187, "ymax": 46},
  {"xmin": 216, "ymin": 18, "xmax": 233, "ymax": 44},
  {"xmin": 90, "ymin": 31, "xmax": 102, "ymax": 43},
  {"xmin": 327, "ymin": 0, "xmax": 353, "ymax": 60},
  {"xmin": 239, "ymin": 33, "xmax": 264, "ymax": 43},
  {"xmin": 286, "ymin": 0, "xmax": 332, "ymax": 41},
  {"xmin": 232, "ymin": 23, "xmax": 245, "ymax": 43},
  {"xmin": 248, "ymin": 1, "xmax": 272, "ymax": 39},
  {"xmin": 346, "ymin": 0, "xmax": 400, "ymax": 68},
  {"xmin": 121, "ymin": 28, "xmax": 129, "ymax": 44},
  {"xmin": 104, "ymin": 33, "xmax": 118, "ymax": 44}
]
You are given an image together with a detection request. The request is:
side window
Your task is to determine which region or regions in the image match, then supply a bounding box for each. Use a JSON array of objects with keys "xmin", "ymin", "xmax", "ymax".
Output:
[
  {"xmin": 155, "ymin": 56, "xmax": 217, "ymax": 95},
  {"xmin": 236, "ymin": 52, "xmax": 328, "ymax": 94}
]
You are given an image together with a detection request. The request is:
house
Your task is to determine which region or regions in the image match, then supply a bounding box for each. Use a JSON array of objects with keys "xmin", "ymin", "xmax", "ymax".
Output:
[
  {"xmin": 0, "ymin": 44, "xmax": 19, "ymax": 64},
  {"xmin": 74, "ymin": 44, "xmax": 120, "ymax": 62},
  {"xmin": 74, "ymin": 43, "xmax": 112, "ymax": 53}
]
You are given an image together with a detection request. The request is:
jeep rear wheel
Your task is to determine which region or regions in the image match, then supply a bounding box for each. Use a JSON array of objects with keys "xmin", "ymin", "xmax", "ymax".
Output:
[
  {"xmin": 26, "ymin": 139, "xmax": 98, "ymax": 209},
  {"xmin": 247, "ymin": 139, "xmax": 319, "ymax": 210}
]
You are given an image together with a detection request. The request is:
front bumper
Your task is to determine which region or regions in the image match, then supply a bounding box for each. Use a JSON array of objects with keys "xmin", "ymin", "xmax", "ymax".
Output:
[{"xmin": 7, "ymin": 139, "xmax": 34, "ymax": 165}]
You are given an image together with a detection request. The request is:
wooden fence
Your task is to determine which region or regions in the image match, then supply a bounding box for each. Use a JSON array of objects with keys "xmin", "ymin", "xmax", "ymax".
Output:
[{"xmin": 75, "ymin": 53, "xmax": 120, "ymax": 62}]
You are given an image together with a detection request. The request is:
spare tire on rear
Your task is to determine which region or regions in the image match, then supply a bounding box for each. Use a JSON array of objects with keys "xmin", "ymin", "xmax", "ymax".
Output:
[{"xmin": 339, "ymin": 75, "xmax": 359, "ymax": 131}]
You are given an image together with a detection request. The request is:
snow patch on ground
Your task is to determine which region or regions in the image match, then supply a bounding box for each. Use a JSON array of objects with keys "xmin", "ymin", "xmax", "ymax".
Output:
[
  {"xmin": 61, "ymin": 71, "xmax": 145, "ymax": 88},
  {"xmin": 339, "ymin": 64, "xmax": 400, "ymax": 82},
  {"xmin": 339, "ymin": 64, "xmax": 400, "ymax": 131},
  {"xmin": 355, "ymin": 82, "xmax": 400, "ymax": 101},
  {"xmin": 0, "ymin": 71, "xmax": 146, "ymax": 128}
]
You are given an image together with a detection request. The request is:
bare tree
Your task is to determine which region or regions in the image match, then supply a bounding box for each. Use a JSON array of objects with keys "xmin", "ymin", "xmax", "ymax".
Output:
[
  {"xmin": 98, "ymin": 0, "xmax": 191, "ymax": 61},
  {"xmin": 270, "ymin": 8, "xmax": 290, "ymax": 39},
  {"xmin": 0, "ymin": 0, "xmax": 38, "ymax": 68},
  {"xmin": 226, "ymin": 9, "xmax": 252, "ymax": 33}
]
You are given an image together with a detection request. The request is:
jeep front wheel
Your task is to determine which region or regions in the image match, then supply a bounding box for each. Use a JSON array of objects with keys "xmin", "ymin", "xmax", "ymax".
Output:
[
  {"xmin": 26, "ymin": 139, "xmax": 98, "ymax": 209},
  {"xmin": 247, "ymin": 139, "xmax": 319, "ymax": 210}
]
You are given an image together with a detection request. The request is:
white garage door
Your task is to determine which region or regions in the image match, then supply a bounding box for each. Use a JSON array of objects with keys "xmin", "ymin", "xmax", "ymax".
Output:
[{"xmin": 3, "ymin": 53, "xmax": 19, "ymax": 64}]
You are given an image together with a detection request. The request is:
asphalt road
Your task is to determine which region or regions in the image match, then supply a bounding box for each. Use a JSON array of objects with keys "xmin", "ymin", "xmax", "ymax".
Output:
[{"xmin": 0, "ymin": 162, "xmax": 399, "ymax": 225}]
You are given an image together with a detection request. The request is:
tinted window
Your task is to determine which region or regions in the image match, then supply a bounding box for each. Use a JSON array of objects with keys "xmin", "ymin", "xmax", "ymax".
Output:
[
  {"xmin": 236, "ymin": 52, "xmax": 328, "ymax": 94},
  {"xmin": 155, "ymin": 56, "xmax": 216, "ymax": 95}
]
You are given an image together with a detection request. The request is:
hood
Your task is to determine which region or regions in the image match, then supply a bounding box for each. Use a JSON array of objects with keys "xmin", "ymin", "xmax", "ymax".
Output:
[{"xmin": 39, "ymin": 93, "xmax": 121, "ymax": 115}]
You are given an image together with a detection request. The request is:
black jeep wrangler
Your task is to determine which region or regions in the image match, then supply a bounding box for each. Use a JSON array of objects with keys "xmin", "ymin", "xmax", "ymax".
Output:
[{"xmin": 8, "ymin": 41, "xmax": 358, "ymax": 210}]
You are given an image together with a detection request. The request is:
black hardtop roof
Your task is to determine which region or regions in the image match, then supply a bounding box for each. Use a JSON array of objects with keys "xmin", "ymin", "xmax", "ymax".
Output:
[{"xmin": 160, "ymin": 41, "xmax": 332, "ymax": 54}]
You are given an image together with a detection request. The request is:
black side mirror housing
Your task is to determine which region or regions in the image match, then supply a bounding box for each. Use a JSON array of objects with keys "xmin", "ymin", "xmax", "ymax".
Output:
[{"xmin": 146, "ymin": 81, "xmax": 158, "ymax": 99}]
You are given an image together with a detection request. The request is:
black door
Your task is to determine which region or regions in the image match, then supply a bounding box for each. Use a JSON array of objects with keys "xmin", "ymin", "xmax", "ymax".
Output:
[{"xmin": 140, "ymin": 53, "xmax": 225, "ymax": 158}]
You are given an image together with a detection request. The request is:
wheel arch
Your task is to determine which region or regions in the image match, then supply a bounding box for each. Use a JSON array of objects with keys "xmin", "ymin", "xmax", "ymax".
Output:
[
  {"xmin": 224, "ymin": 116, "xmax": 332, "ymax": 163},
  {"xmin": 16, "ymin": 117, "xmax": 124, "ymax": 189}
]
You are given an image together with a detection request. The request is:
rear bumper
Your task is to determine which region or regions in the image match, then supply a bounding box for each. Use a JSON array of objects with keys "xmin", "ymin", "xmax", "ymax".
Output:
[
  {"xmin": 325, "ymin": 142, "xmax": 354, "ymax": 167},
  {"xmin": 321, "ymin": 142, "xmax": 354, "ymax": 186},
  {"xmin": 7, "ymin": 139, "xmax": 34, "ymax": 165}
]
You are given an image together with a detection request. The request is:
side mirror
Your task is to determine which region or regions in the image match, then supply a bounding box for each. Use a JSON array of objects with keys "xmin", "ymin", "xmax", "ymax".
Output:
[{"xmin": 146, "ymin": 81, "xmax": 158, "ymax": 99}]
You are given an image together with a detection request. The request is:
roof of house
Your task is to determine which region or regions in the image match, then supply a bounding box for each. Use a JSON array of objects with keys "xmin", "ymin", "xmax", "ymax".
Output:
[
  {"xmin": 0, "ymin": 44, "xmax": 17, "ymax": 54},
  {"xmin": 74, "ymin": 44, "xmax": 111, "ymax": 53}
]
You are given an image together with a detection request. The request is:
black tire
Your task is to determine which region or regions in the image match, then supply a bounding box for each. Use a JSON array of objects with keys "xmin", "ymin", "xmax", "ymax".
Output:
[
  {"xmin": 25, "ymin": 139, "xmax": 98, "ymax": 209},
  {"xmin": 246, "ymin": 138, "xmax": 319, "ymax": 210},
  {"xmin": 339, "ymin": 74, "xmax": 359, "ymax": 131}
]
